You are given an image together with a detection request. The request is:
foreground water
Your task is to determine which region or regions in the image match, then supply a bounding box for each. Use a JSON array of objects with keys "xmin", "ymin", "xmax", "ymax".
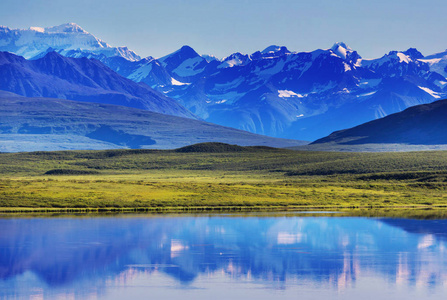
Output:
[{"xmin": 1, "ymin": 213, "xmax": 447, "ymax": 299}]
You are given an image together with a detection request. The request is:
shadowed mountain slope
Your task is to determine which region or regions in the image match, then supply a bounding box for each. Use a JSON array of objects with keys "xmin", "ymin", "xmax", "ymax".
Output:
[
  {"xmin": 0, "ymin": 92, "xmax": 307, "ymax": 152},
  {"xmin": 311, "ymin": 99, "xmax": 447, "ymax": 145},
  {"xmin": 0, "ymin": 51, "xmax": 195, "ymax": 119}
]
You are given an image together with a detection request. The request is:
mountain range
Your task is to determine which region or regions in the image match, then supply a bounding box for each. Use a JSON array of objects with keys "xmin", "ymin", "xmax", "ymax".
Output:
[
  {"xmin": 144, "ymin": 44, "xmax": 447, "ymax": 141},
  {"xmin": 1, "ymin": 23, "xmax": 447, "ymax": 150}
]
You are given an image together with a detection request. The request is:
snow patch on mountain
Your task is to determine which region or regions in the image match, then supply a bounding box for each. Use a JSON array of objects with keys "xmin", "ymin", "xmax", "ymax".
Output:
[
  {"xmin": 29, "ymin": 27, "xmax": 45, "ymax": 33},
  {"xmin": 434, "ymin": 80, "xmax": 447, "ymax": 88},
  {"xmin": 397, "ymin": 53, "xmax": 411, "ymax": 64},
  {"xmin": 171, "ymin": 78, "xmax": 190, "ymax": 86},
  {"xmin": 418, "ymin": 86, "xmax": 442, "ymax": 98},
  {"xmin": 357, "ymin": 91, "xmax": 377, "ymax": 97},
  {"xmin": 358, "ymin": 79, "xmax": 382, "ymax": 88},
  {"xmin": 343, "ymin": 62, "xmax": 352, "ymax": 71},
  {"xmin": 207, "ymin": 91, "xmax": 245, "ymax": 105},
  {"xmin": 278, "ymin": 90, "xmax": 304, "ymax": 98}
]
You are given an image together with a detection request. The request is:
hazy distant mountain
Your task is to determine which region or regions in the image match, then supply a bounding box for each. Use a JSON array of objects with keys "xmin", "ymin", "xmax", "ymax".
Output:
[
  {"xmin": 0, "ymin": 91, "xmax": 307, "ymax": 152},
  {"xmin": 311, "ymin": 99, "xmax": 447, "ymax": 145},
  {"xmin": 0, "ymin": 51, "xmax": 195, "ymax": 119},
  {"xmin": 0, "ymin": 23, "xmax": 140, "ymax": 61}
]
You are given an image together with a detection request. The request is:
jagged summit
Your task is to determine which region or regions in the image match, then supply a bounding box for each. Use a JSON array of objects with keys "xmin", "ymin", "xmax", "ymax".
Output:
[
  {"xmin": 158, "ymin": 45, "xmax": 207, "ymax": 80},
  {"xmin": 331, "ymin": 42, "xmax": 353, "ymax": 59},
  {"xmin": 160, "ymin": 45, "xmax": 200, "ymax": 61},
  {"xmin": 403, "ymin": 48, "xmax": 424, "ymax": 60}
]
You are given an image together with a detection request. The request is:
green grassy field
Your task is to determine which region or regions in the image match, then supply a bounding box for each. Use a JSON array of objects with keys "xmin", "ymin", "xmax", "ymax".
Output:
[{"xmin": 1, "ymin": 143, "xmax": 447, "ymax": 213}]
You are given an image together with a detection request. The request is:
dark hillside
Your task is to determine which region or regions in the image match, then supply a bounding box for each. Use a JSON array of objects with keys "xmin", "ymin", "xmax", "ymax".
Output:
[{"xmin": 312, "ymin": 99, "xmax": 447, "ymax": 145}]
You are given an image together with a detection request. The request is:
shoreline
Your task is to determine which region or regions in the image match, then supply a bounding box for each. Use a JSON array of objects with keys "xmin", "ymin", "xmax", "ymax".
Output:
[{"xmin": 1, "ymin": 204, "xmax": 447, "ymax": 214}]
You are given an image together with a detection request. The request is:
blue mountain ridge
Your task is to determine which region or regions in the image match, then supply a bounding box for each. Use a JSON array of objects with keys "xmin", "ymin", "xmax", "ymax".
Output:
[
  {"xmin": 107, "ymin": 44, "xmax": 447, "ymax": 140},
  {"xmin": 0, "ymin": 51, "xmax": 195, "ymax": 119}
]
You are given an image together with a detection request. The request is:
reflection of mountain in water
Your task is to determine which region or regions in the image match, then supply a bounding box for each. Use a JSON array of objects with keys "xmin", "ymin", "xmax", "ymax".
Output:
[
  {"xmin": 1, "ymin": 216, "xmax": 447, "ymax": 297},
  {"xmin": 379, "ymin": 218, "xmax": 447, "ymax": 239}
]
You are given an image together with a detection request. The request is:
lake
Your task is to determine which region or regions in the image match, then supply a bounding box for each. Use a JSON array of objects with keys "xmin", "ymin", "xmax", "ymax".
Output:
[{"xmin": 1, "ymin": 212, "xmax": 447, "ymax": 299}]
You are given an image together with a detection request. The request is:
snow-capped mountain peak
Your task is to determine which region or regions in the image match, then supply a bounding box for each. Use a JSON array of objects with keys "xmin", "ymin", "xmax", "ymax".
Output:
[
  {"xmin": 331, "ymin": 42, "xmax": 353, "ymax": 59},
  {"xmin": 329, "ymin": 42, "xmax": 362, "ymax": 66},
  {"xmin": 0, "ymin": 23, "xmax": 141, "ymax": 61},
  {"xmin": 44, "ymin": 23, "xmax": 88, "ymax": 34},
  {"xmin": 331, "ymin": 42, "xmax": 351, "ymax": 58}
]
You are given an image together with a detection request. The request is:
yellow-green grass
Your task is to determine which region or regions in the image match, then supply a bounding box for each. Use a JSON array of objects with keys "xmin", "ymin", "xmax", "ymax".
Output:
[{"xmin": 1, "ymin": 146, "xmax": 447, "ymax": 212}]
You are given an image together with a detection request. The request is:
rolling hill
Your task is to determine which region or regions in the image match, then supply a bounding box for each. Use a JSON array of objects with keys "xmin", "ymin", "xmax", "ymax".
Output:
[
  {"xmin": 307, "ymin": 99, "xmax": 447, "ymax": 150},
  {"xmin": 0, "ymin": 91, "xmax": 307, "ymax": 152}
]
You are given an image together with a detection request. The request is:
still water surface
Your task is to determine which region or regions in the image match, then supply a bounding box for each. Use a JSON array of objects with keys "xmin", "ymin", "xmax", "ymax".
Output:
[{"xmin": 1, "ymin": 213, "xmax": 447, "ymax": 299}]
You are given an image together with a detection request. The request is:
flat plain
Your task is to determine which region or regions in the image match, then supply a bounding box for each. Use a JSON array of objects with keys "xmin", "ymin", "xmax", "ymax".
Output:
[{"xmin": 1, "ymin": 143, "xmax": 447, "ymax": 212}]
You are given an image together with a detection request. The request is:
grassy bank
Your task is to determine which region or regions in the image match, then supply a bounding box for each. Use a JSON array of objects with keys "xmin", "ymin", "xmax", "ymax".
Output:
[{"xmin": 1, "ymin": 144, "xmax": 447, "ymax": 212}]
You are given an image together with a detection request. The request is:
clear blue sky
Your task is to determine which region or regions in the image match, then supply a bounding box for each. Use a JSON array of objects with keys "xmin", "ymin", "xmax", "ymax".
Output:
[{"xmin": 1, "ymin": 0, "xmax": 446, "ymax": 59}]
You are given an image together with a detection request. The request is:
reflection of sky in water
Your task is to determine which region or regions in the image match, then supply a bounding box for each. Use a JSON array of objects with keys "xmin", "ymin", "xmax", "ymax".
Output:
[{"xmin": 1, "ymin": 216, "xmax": 447, "ymax": 299}]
